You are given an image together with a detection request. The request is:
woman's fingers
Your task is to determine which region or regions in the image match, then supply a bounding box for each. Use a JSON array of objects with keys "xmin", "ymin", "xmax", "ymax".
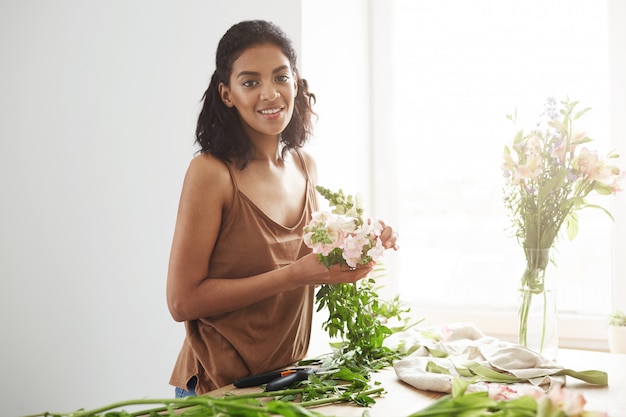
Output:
[{"xmin": 380, "ymin": 224, "xmax": 399, "ymax": 250}]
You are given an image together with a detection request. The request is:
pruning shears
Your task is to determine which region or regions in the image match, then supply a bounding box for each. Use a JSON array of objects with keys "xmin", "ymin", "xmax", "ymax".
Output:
[{"xmin": 234, "ymin": 367, "xmax": 338, "ymax": 391}]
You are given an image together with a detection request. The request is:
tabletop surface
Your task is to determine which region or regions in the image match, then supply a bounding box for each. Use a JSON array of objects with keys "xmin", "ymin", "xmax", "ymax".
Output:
[{"xmin": 209, "ymin": 348, "xmax": 626, "ymax": 416}]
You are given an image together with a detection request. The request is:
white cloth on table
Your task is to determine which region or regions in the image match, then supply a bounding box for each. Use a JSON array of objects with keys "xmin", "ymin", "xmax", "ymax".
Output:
[{"xmin": 384, "ymin": 322, "xmax": 565, "ymax": 393}]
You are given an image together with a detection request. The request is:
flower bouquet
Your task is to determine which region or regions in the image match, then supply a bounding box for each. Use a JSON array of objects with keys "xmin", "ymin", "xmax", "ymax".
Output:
[
  {"xmin": 501, "ymin": 97, "xmax": 624, "ymax": 355},
  {"xmin": 303, "ymin": 186, "xmax": 385, "ymax": 269},
  {"xmin": 303, "ymin": 186, "xmax": 409, "ymax": 372}
]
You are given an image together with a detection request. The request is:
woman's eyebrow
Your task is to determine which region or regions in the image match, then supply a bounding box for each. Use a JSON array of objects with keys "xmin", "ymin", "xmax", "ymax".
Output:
[
  {"xmin": 272, "ymin": 65, "xmax": 290, "ymax": 74},
  {"xmin": 236, "ymin": 65, "xmax": 290, "ymax": 79}
]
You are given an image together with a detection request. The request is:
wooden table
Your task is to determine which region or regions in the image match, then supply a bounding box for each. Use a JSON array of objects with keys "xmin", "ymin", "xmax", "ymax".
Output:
[
  {"xmin": 210, "ymin": 348, "xmax": 626, "ymax": 416},
  {"xmin": 555, "ymin": 349, "xmax": 626, "ymax": 416}
]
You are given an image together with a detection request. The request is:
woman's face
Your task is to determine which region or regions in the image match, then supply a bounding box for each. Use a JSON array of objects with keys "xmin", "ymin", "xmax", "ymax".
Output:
[{"xmin": 219, "ymin": 43, "xmax": 297, "ymax": 142}]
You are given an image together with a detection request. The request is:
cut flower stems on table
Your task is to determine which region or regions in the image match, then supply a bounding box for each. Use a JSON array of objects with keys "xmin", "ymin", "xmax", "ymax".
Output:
[{"xmin": 25, "ymin": 377, "xmax": 609, "ymax": 417}]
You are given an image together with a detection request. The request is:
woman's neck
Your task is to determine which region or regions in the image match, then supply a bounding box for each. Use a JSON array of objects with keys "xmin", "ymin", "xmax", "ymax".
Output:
[{"xmin": 250, "ymin": 138, "xmax": 285, "ymax": 165}]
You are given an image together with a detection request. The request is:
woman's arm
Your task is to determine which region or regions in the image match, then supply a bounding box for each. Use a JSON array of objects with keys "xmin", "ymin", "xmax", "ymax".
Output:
[{"xmin": 166, "ymin": 153, "xmax": 374, "ymax": 322}]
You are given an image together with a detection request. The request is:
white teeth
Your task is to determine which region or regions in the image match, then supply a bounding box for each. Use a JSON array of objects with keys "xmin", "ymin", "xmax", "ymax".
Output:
[{"xmin": 260, "ymin": 108, "xmax": 281, "ymax": 115}]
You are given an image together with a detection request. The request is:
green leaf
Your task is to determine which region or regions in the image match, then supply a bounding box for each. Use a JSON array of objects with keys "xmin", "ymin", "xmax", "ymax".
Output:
[
  {"xmin": 450, "ymin": 377, "xmax": 472, "ymax": 397},
  {"xmin": 459, "ymin": 361, "xmax": 521, "ymax": 383},
  {"xmin": 425, "ymin": 361, "xmax": 450, "ymax": 375},
  {"xmin": 573, "ymin": 106, "xmax": 591, "ymax": 120},
  {"xmin": 565, "ymin": 211, "xmax": 579, "ymax": 241},
  {"xmin": 547, "ymin": 119, "xmax": 567, "ymax": 135},
  {"xmin": 425, "ymin": 347, "xmax": 448, "ymax": 358},
  {"xmin": 332, "ymin": 367, "xmax": 369, "ymax": 383},
  {"xmin": 551, "ymin": 368, "xmax": 608, "ymax": 385},
  {"xmin": 266, "ymin": 400, "xmax": 323, "ymax": 416}
]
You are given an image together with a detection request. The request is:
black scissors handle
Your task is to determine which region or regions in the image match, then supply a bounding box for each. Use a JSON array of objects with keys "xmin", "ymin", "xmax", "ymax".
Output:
[
  {"xmin": 265, "ymin": 368, "xmax": 313, "ymax": 391},
  {"xmin": 234, "ymin": 368, "xmax": 300, "ymax": 388}
]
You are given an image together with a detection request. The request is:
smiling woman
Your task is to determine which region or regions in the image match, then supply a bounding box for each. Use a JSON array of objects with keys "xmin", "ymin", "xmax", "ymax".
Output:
[{"xmin": 165, "ymin": 19, "xmax": 399, "ymax": 397}]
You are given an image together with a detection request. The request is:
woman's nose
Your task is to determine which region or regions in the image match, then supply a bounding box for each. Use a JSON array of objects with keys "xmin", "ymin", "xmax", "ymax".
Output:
[{"xmin": 260, "ymin": 86, "xmax": 280, "ymax": 101}]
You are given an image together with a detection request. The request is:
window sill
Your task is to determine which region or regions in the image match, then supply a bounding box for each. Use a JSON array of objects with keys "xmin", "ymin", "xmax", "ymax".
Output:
[{"xmin": 406, "ymin": 304, "xmax": 611, "ymax": 352}]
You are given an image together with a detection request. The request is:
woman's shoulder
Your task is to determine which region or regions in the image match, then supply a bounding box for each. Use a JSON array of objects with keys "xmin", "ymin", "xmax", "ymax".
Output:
[
  {"xmin": 184, "ymin": 152, "xmax": 233, "ymax": 193},
  {"xmin": 188, "ymin": 151, "xmax": 228, "ymax": 173}
]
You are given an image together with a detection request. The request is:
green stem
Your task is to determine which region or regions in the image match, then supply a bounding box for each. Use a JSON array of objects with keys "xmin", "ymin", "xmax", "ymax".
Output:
[
  {"xmin": 23, "ymin": 399, "xmax": 190, "ymax": 417},
  {"xmin": 24, "ymin": 397, "xmax": 279, "ymax": 417},
  {"xmin": 24, "ymin": 385, "xmax": 383, "ymax": 417},
  {"xmin": 540, "ymin": 287, "xmax": 548, "ymax": 352},
  {"xmin": 519, "ymin": 260, "xmax": 550, "ymax": 353},
  {"xmin": 409, "ymin": 404, "xmax": 536, "ymax": 417},
  {"xmin": 298, "ymin": 387, "xmax": 385, "ymax": 408},
  {"xmin": 221, "ymin": 386, "xmax": 329, "ymax": 400},
  {"xmin": 518, "ymin": 287, "xmax": 531, "ymax": 346}
]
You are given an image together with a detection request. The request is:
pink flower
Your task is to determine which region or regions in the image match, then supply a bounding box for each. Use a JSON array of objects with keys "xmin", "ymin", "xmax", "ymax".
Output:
[
  {"xmin": 517, "ymin": 384, "xmax": 544, "ymax": 400},
  {"xmin": 574, "ymin": 147, "xmax": 613, "ymax": 183},
  {"xmin": 547, "ymin": 385, "xmax": 587, "ymax": 416},
  {"xmin": 501, "ymin": 150, "xmax": 517, "ymax": 175},
  {"xmin": 440, "ymin": 325, "xmax": 454, "ymax": 342},
  {"xmin": 342, "ymin": 232, "xmax": 370, "ymax": 268},
  {"xmin": 487, "ymin": 384, "xmax": 519, "ymax": 401},
  {"xmin": 366, "ymin": 237, "xmax": 384, "ymax": 261},
  {"xmin": 362, "ymin": 218, "xmax": 382, "ymax": 238},
  {"xmin": 609, "ymin": 168, "xmax": 625, "ymax": 192},
  {"xmin": 550, "ymin": 129, "xmax": 583, "ymax": 164},
  {"xmin": 303, "ymin": 212, "xmax": 355, "ymax": 256},
  {"xmin": 303, "ymin": 233, "xmax": 337, "ymax": 257},
  {"xmin": 303, "ymin": 189, "xmax": 396, "ymax": 269},
  {"xmin": 525, "ymin": 133, "xmax": 543, "ymax": 156},
  {"xmin": 513, "ymin": 155, "xmax": 542, "ymax": 183},
  {"xmin": 551, "ymin": 140, "xmax": 568, "ymax": 164}
]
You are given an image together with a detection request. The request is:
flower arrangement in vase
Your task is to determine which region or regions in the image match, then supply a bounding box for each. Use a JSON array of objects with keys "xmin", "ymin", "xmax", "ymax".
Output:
[{"xmin": 501, "ymin": 97, "xmax": 624, "ymax": 357}]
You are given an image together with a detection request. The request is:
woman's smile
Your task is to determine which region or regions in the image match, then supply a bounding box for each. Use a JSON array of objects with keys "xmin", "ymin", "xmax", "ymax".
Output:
[{"xmin": 259, "ymin": 106, "xmax": 284, "ymax": 120}]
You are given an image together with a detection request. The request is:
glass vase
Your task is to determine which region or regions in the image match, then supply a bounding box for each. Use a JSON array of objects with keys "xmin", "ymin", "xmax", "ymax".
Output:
[{"xmin": 518, "ymin": 248, "xmax": 558, "ymax": 360}]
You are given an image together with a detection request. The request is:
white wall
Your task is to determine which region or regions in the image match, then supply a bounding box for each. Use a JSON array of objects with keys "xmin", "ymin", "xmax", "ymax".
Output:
[
  {"xmin": 300, "ymin": 0, "xmax": 370, "ymax": 198},
  {"xmin": 0, "ymin": 1, "xmax": 301, "ymax": 415}
]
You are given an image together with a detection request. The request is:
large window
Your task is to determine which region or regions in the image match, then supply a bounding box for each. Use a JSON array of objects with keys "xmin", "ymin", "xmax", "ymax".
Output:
[
  {"xmin": 392, "ymin": 1, "xmax": 610, "ymax": 309},
  {"xmin": 303, "ymin": 0, "xmax": 624, "ymax": 350}
]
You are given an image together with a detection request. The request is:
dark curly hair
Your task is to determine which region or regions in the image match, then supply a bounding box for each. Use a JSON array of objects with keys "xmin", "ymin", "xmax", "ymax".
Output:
[{"xmin": 195, "ymin": 20, "xmax": 316, "ymax": 168}]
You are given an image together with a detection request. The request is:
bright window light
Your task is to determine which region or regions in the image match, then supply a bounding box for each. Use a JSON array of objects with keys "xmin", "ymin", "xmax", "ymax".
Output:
[{"xmin": 391, "ymin": 0, "xmax": 611, "ymax": 316}]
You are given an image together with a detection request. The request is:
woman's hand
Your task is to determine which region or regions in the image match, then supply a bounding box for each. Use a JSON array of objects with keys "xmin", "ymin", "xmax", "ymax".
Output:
[
  {"xmin": 289, "ymin": 253, "xmax": 375, "ymax": 288},
  {"xmin": 379, "ymin": 220, "xmax": 399, "ymax": 251}
]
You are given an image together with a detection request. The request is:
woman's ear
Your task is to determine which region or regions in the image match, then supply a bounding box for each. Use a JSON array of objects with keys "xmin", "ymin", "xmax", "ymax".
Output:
[{"xmin": 218, "ymin": 82, "xmax": 234, "ymax": 108}]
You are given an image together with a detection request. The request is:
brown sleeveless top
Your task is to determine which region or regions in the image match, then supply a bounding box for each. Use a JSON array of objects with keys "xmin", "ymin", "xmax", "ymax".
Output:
[{"xmin": 169, "ymin": 150, "xmax": 317, "ymax": 395}]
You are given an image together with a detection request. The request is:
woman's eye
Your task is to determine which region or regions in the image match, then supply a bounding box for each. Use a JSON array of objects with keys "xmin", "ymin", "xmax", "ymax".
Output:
[
  {"xmin": 242, "ymin": 80, "xmax": 258, "ymax": 87},
  {"xmin": 276, "ymin": 74, "xmax": 291, "ymax": 83}
]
